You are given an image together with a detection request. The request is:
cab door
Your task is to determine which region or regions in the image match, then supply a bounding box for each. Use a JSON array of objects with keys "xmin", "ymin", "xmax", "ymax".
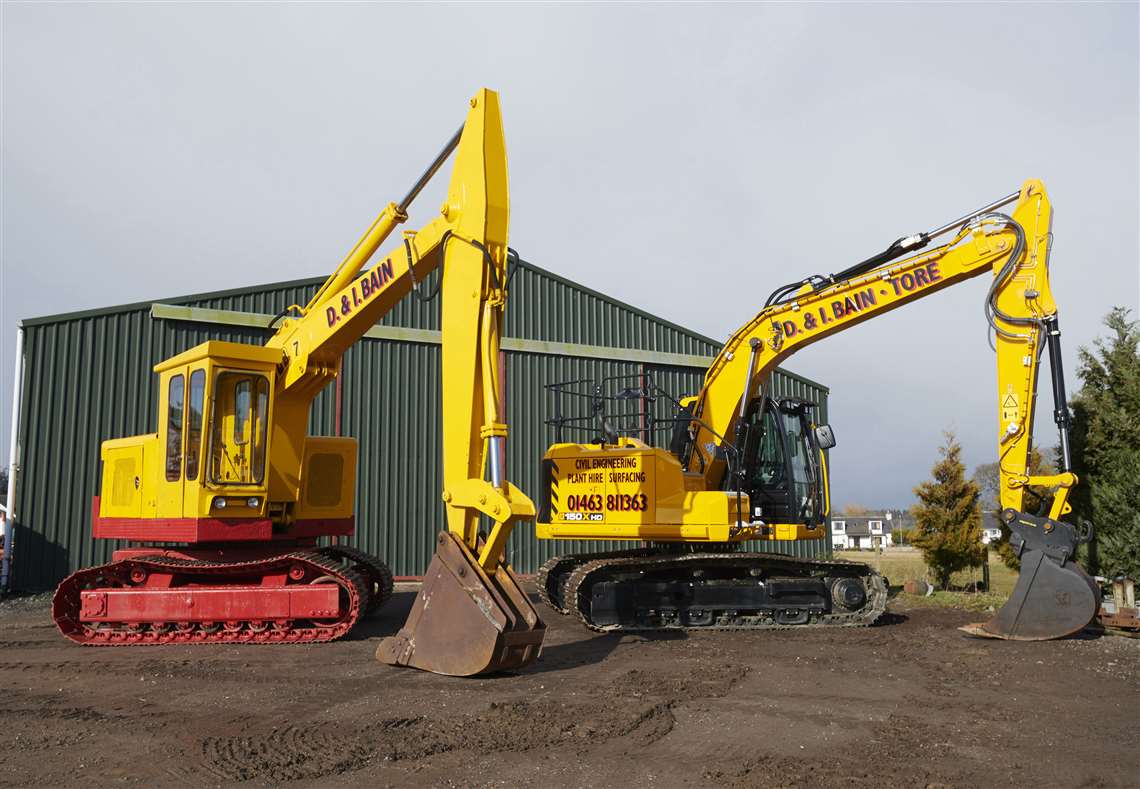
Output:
[
  {"xmin": 205, "ymin": 370, "xmax": 272, "ymax": 503},
  {"xmin": 182, "ymin": 367, "xmax": 207, "ymax": 517},
  {"xmin": 155, "ymin": 367, "xmax": 187, "ymax": 518},
  {"xmin": 737, "ymin": 397, "xmax": 828, "ymax": 527},
  {"xmin": 739, "ymin": 399, "xmax": 793, "ymax": 523}
]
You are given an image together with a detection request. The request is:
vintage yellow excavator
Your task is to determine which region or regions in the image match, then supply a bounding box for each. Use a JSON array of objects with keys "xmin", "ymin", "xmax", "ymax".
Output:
[
  {"xmin": 53, "ymin": 88, "xmax": 545, "ymax": 676},
  {"xmin": 536, "ymin": 179, "xmax": 1099, "ymax": 641}
]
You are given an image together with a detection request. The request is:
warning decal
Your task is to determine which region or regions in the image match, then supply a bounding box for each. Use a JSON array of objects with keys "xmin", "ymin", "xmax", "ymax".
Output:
[{"xmin": 1001, "ymin": 388, "xmax": 1019, "ymax": 423}]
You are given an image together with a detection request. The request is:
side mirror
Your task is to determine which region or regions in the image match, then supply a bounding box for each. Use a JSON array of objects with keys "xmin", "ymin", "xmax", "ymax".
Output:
[{"xmin": 814, "ymin": 424, "xmax": 837, "ymax": 450}]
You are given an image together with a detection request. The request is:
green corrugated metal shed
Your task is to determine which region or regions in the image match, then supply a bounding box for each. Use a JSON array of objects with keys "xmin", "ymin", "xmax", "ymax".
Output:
[{"xmin": 9, "ymin": 261, "xmax": 830, "ymax": 590}]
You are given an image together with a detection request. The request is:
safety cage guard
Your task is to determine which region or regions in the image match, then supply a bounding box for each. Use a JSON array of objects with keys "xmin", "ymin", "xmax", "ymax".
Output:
[
  {"xmin": 542, "ymin": 371, "xmax": 750, "ymax": 532},
  {"xmin": 542, "ymin": 370, "xmax": 830, "ymax": 533}
]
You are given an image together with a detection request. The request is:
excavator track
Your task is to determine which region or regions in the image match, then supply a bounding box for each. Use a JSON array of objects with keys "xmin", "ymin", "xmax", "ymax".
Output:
[
  {"xmin": 536, "ymin": 548, "xmax": 656, "ymax": 613},
  {"xmin": 320, "ymin": 544, "xmax": 395, "ymax": 614},
  {"xmin": 52, "ymin": 547, "xmax": 380, "ymax": 646},
  {"xmin": 549, "ymin": 548, "xmax": 887, "ymax": 632}
]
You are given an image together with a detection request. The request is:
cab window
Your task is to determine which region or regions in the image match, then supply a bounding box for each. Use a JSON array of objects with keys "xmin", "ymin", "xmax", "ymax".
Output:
[
  {"xmin": 252, "ymin": 377, "xmax": 269, "ymax": 483},
  {"xmin": 165, "ymin": 374, "xmax": 184, "ymax": 482},
  {"xmin": 185, "ymin": 369, "xmax": 205, "ymax": 481},
  {"xmin": 209, "ymin": 371, "xmax": 270, "ymax": 485},
  {"xmin": 233, "ymin": 380, "xmax": 251, "ymax": 445},
  {"xmin": 780, "ymin": 411, "xmax": 818, "ymax": 521},
  {"xmin": 753, "ymin": 407, "xmax": 786, "ymax": 486},
  {"xmin": 740, "ymin": 402, "xmax": 785, "ymax": 488}
]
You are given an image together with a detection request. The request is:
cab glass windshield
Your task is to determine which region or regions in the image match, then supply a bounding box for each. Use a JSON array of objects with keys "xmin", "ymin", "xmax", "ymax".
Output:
[{"xmin": 209, "ymin": 371, "xmax": 270, "ymax": 485}]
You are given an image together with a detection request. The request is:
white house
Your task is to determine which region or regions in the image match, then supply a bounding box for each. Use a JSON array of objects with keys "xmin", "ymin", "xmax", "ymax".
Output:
[
  {"xmin": 831, "ymin": 514, "xmax": 894, "ymax": 550},
  {"xmin": 981, "ymin": 511, "xmax": 1003, "ymax": 544}
]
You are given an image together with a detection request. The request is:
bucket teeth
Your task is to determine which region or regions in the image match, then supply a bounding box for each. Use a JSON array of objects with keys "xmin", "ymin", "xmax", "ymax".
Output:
[
  {"xmin": 962, "ymin": 510, "xmax": 1098, "ymax": 641},
  {"xmin": 377, "ymin": 531, "xmax": 545, "ymax": 676}
]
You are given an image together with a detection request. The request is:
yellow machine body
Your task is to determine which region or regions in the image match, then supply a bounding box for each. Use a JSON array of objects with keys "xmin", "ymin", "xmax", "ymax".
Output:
[
  {"xmin": 540, "ymin": 437, "xmax": 822, "ymax": 544},
  {"xmin": 69, "ymin": 89, "xmax": 545, "ymax": 669},
  {"xmin": 98, "ymin": 340, "xmax": 359, "ymax": 527},
  {"xmin": 98, "ymin": 91, "xmax": 532, "ymax": 553},
  {"xmin": 540, "ymin": 439, "xmax": 757, "ymax": 542}
]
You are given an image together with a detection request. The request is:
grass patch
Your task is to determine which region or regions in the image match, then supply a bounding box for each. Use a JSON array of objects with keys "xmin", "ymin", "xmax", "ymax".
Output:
[
  {"xmin": 892, "ymin": 590, "xmax": 1008, "ymax": 613},
  {"xmin": 836, "ymin": 548, "xmax": 1018, "ymax": 611}
]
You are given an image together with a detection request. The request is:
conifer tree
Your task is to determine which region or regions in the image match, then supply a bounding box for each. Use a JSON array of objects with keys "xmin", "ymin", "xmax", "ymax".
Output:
[
  {"xmin": 1069, "ymin": 308, "xmax": 1140, "ymax": 579},
  {"xmin": 912, "ymin": 432, "xmax": 984, "ymax": 589}
]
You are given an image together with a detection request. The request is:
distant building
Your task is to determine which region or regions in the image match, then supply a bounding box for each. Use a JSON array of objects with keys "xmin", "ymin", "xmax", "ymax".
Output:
[
  {"xmin": 981, "ymin": 511, "xmax": 1003, "ymax": 545},
  {"xmin": 831, "ymin": 514, "xmax": 895, "ymax": 550}
]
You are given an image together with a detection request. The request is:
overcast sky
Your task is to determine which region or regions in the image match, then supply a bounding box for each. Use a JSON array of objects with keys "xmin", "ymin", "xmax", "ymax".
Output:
[{"xmin": 2, "ymin": 3, "xmax": 1138, "ymax": 508}]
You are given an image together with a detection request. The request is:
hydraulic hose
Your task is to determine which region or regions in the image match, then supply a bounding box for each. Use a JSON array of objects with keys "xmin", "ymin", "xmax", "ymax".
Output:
[
  {"xmin": 761, "ymin": 190, "xmax": 1020, "ymax": 310},
  {"xmin": 978, "ymin": 212, "xmax": 1045, "ymax": 349}
]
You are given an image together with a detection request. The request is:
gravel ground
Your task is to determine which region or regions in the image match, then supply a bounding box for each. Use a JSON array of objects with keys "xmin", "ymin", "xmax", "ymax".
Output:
[{"xmin": 1, "ymin": 585, "xmax": 1136, "ymax": 788}]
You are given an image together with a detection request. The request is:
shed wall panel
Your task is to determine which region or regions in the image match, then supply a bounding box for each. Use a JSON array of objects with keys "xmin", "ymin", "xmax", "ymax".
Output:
[{"xmin": 11, "ymin": 263, "xmax": 828, "ymax": 589}]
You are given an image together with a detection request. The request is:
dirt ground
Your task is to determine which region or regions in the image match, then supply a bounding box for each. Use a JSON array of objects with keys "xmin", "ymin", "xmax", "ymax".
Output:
[{"xmin": 1, "ymin": 585, "xmax": 1136, "ymax": 788}]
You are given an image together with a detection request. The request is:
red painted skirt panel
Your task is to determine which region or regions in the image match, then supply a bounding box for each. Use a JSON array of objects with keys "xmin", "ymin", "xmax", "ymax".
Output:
[{"xmin": 78, "ymin": 585, "xmax": 341, "ymax": 622}]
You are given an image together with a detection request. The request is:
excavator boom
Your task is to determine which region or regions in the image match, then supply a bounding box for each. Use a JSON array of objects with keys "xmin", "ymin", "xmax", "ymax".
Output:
[
  {"xmin": 267, "ymin": 88, "xmax": 545, "ymax": 674},
  {"xmin": 374, "ymin": 90, "xmax": 546, "ymax": 674},
  {"xmin": 535, "ymin": 180, "xmax": 1097, "ymax": 641}
]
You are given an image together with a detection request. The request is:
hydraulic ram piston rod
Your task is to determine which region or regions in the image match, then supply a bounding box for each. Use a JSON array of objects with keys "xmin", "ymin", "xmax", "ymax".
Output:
[
  {"xmin": 399, "ymin": 125, "xmax": 464, "ymax": 214},
  {"xmin": 926, "ymin": 190, "xmax": 1020, "ymax": 240}
]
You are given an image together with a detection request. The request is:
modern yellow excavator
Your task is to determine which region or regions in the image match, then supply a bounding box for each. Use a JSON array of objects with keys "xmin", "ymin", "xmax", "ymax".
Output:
[
  {"xmin": 536, "ymin": 179, "xmax": 1099, "ymax": 641},
  {"xmin": 53, "ymin": 88, "xmax": 545, "ymax": 675}
]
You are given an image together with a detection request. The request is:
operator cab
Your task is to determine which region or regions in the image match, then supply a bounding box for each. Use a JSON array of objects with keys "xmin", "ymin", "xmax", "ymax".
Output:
[
  {"xmin": 96, "ymin": 340, "xmax": 357, "ymax": 540},
  {"xmin": 95, "ymin": 341, "xmax": 280, "ymax": 534},
  {"xmin": 734, "ymin": 397, "xmax": 831, "ymax": 527}
]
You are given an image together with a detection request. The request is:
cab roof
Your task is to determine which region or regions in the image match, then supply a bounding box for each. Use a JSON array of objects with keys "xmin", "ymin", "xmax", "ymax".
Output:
[{"xmin": 153, "ymin": 340, "xmax": 282, "ymax": 373}]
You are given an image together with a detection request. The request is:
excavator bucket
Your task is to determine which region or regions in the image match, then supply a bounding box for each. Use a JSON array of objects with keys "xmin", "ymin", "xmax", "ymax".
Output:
[
  {"xmin": 377, "ymin": 531, "xmax": 546, "ymax": 676},
  {"xmin": 961, "ymin": 511, "xmax": 1099, "ymax": 641}
]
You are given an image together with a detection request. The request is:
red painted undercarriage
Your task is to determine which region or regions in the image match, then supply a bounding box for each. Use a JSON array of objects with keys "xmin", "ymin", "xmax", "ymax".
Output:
[{"xmin": 51, "ymin": 499, "xmax": 393, "ymax": 646}]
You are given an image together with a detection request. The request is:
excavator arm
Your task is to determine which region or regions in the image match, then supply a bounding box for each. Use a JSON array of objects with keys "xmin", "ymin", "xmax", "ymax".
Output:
[
  {"xmin": 688, "ymin": 181, "xmax": 1058, "ymax": 503},
  {"xmin": 233, "ymin": 88, "xmax": 543, "ymax": 672},
  {"xmin": 264, "ymin": 89, "xmax": 544, "ymax": 674},
  {"xmin": 260, "ymin": 90, "xmax": 534, "ymax": 576},
  {"xmin": 682, "ymin": 179, "xmax": 1096, "ymax": 639},
  {"xmin": 252, "ymin": 88, "xmax": 544, "ymax": 672}
]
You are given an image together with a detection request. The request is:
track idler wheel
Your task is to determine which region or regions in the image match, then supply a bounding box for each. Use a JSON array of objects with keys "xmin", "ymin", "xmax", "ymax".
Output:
[
  {"xmin": 961, "ymin": 510, "xmax": 1099, "ymax": 641},
  {"xmin": 376, "ymin": 531, "xmax": 546, "ymax": 677},
  {"xmin": 831, "ymin": 577, "xmax": 868, "ymax": 612}
]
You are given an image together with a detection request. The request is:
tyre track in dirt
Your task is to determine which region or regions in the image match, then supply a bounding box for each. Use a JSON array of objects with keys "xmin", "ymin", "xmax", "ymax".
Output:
[
  {"xmin": 196, "ymin": 701, "xmax": 679, "ymax": 783},
  {"xmin": 186, "ymin": 651, "xmax": 746, "ymax": 782}
]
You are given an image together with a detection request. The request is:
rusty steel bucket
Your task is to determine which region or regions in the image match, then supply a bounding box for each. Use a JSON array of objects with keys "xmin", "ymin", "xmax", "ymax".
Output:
[
  {"xmin": 961, "ymin": 510, "xmax": 1099, "ymax": 641},
  {"xmin": 376, "ymin": 531, "xmax": 546, "ymax": 676}
]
